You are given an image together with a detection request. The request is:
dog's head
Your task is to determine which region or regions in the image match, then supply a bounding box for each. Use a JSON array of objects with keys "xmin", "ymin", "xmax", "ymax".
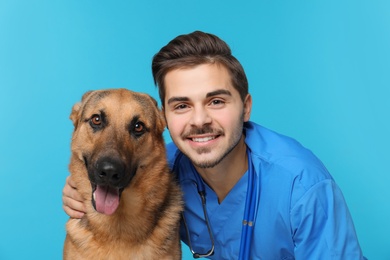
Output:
[{"xmin": 69, "ymin": 88, "xmax": 166, "ymax": 215}]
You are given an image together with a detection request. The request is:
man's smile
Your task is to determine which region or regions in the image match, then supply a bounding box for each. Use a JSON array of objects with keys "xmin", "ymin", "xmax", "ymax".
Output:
[{"xmin": 191, "ymin": 136, "xmax": 216, "ymax": 142}]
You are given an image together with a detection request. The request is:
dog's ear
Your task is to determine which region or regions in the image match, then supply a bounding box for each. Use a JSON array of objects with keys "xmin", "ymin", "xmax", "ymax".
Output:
[
  {"xmin": 156, "ymin": 108, "xmax": 166, "ymax": 133},
  {"xmin": 149, "ymin": 95, "xmax": 159, "ymax": 107},
  {"xmin": 69, "ymin": 102, "xmax": 82, "ymax": 129},
  {"xmin": 160, "ymin": 108, "xmax": 168, "ymax": 128},
  {"xmin": 147, "ymin": 95, "xmax": 166, "ymax": 134},
  {"xmin": 69, "ymin": 91, "xmax": 94, "ymax": 130}
]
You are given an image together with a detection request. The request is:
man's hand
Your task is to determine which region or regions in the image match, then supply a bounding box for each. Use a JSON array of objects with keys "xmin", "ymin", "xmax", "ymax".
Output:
[{"xmin": 62, "ymin": 176, "xmax": 86, "ymax": 219}]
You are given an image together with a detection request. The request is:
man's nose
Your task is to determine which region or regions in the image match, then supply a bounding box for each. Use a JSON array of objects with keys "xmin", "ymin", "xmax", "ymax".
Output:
[{"xmin": 189, "ymin": 106, "xmax": 212, "ymax": 127}]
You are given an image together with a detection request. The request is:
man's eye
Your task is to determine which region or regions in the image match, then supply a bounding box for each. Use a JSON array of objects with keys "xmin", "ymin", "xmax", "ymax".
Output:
[
  {"xmin": 175, "ymin": 104, "xmax": 188, "ymax": 110},
  {"xmin": 210, "ymin": 99, "xmax": 224, "ymax": 106}
]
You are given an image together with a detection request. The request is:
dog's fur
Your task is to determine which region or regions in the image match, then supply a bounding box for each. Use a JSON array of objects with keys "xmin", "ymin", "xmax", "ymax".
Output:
[{"xmin": 64, "ymin": 89, "xmax": 183, "ymax": 260}]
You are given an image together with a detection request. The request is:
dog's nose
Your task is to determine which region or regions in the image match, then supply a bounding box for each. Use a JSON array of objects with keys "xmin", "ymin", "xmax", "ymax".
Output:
[{"xmin": 96, "ymin": 158, "xmax": 125, "ymax": 185}]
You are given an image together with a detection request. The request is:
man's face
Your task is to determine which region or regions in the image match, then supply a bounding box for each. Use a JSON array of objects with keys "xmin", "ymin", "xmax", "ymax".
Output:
[{"xmin": 163, "ymin": 63, "xmax": 251, "ymax": 168}]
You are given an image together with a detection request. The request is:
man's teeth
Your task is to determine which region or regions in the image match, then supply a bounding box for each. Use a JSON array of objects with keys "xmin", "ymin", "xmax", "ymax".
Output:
[{"xmin": 192, "ymin": 136, "xmax": 215, "ymax": 142}]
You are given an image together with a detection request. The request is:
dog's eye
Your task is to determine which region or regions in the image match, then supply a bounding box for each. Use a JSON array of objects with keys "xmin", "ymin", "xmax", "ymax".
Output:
[
  {"xmin": 134, "ymin": 122, "xmax": 144, "ymax": 132},
  {"xmin": 130, "ymin": 121, "xmax": 146, "ymax": 138},
  {"xmin": 88, "ymin": 112, "xmax": 106, "ymax": 131},
  {"xmin": 129, "ymin": 118, "xmax": 147, "ymax": 138},
  {"xmin": 91, "ymin": 115, "xmax": 102, "ymax": 126}
]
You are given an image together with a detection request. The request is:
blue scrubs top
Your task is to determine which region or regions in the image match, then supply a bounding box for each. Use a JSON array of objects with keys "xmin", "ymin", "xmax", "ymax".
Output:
[{"xmin": 167, "ymin": 121, "xmax": 365, "ymax": 259}]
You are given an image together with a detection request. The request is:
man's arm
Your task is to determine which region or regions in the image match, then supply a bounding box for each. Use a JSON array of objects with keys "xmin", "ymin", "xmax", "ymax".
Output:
[{"xmin": 291, "ymin": 179, "xmax": 365, "ymax": 259}]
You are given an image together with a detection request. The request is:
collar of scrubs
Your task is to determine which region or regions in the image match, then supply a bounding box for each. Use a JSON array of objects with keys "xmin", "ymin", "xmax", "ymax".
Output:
[{"xmin": 175, "ymin": 148, "xmax": 259, "ymax": 259}]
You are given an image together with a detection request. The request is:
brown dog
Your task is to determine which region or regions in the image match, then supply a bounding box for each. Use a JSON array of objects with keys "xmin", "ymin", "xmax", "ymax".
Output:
[{"xmin": 64, "ymin": 89, "xmax": 183, "ymax": 260}]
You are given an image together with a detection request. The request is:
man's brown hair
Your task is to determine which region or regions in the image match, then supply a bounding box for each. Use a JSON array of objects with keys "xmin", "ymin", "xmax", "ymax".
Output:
[{"xmin": 151, "ymin": 31, "xmax": 249, "ymax": 105}]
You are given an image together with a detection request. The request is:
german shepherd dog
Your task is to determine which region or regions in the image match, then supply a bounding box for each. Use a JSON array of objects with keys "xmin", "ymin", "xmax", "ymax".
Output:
[{"xmin": 64, "ymin": 89, "xmax": 183, "ymax": 260}]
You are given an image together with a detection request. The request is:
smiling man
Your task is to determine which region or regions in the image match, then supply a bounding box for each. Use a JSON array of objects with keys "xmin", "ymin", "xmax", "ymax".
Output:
[
  {"xmin": 63, "ymin": 31, "xmax": 366, "ymax": 259},
  {"xmin": 163, "ymin": 63, "xmax": 251, "ymax": 203}
]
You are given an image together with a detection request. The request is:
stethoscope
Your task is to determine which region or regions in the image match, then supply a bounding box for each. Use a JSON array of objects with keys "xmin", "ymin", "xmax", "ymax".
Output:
[{"xmin": 174, "ymin": 148, "xmax": 259, "ymax": 259}]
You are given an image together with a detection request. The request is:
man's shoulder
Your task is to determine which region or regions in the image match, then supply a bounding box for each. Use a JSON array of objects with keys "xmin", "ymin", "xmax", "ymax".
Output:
[
  {"xmin": 245, "ymin": 121, "xmax": 315, "ymax": 162},
  {"xmin": 246, "ymin": 121, "xmax": 332, "ymax": 182}
]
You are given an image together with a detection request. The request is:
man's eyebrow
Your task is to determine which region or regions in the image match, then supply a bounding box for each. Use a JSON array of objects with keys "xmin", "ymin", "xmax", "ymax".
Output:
[
  {"xmin": 167, "ymin": 89, "xmax": 232, "ymax": 105},
  {"xmin": 167, "ymin": 96, "xmax": 189, "ymax": 105},
  {"xmin": 206, "ymin": 89, "xmax": 232, "ymax": 98}
]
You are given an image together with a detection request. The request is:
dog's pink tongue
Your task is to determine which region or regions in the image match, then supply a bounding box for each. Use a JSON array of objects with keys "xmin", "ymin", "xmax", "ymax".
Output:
[{"xmin": 94, "ymin": 185, "xmax": 120, "ymax": 215}]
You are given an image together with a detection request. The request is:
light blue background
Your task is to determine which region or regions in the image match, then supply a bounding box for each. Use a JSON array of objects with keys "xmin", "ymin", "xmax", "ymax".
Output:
[{"xmin": 1, "ymin": 1, "xmax": 389, "ymax": 259}]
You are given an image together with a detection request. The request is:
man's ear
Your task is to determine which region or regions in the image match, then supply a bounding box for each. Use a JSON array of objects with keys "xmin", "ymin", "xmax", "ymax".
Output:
[{"xmin": 243, "ymin": 94, "xmax": 252, "ymax": 122}]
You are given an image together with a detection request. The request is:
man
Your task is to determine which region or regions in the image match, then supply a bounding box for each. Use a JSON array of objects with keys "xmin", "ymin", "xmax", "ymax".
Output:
[{"xmin": 63, "ymin": 31, "xmax": 365, "ymax": 259}]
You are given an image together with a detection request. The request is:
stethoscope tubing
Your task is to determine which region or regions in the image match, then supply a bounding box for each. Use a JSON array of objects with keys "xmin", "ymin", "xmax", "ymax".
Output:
[
  {"xmin": 238, "ymin": 149, "xmax": 257, "ymax": 260},
  {"xmin": 175, "ymin": 148, "xmax": 259, "ymax": 259}
]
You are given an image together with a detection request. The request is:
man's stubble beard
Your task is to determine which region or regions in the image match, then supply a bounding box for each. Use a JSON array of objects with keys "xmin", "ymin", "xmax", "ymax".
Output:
[{"xmin": 189, "ymin": 113, "xmax": 245, "ymax": 169}]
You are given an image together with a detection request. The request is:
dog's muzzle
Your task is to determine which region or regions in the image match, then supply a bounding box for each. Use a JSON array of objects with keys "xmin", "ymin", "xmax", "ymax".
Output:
[{"xmin": 89, "ymin": 157, "xmax": 127, "ymax": 216}]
